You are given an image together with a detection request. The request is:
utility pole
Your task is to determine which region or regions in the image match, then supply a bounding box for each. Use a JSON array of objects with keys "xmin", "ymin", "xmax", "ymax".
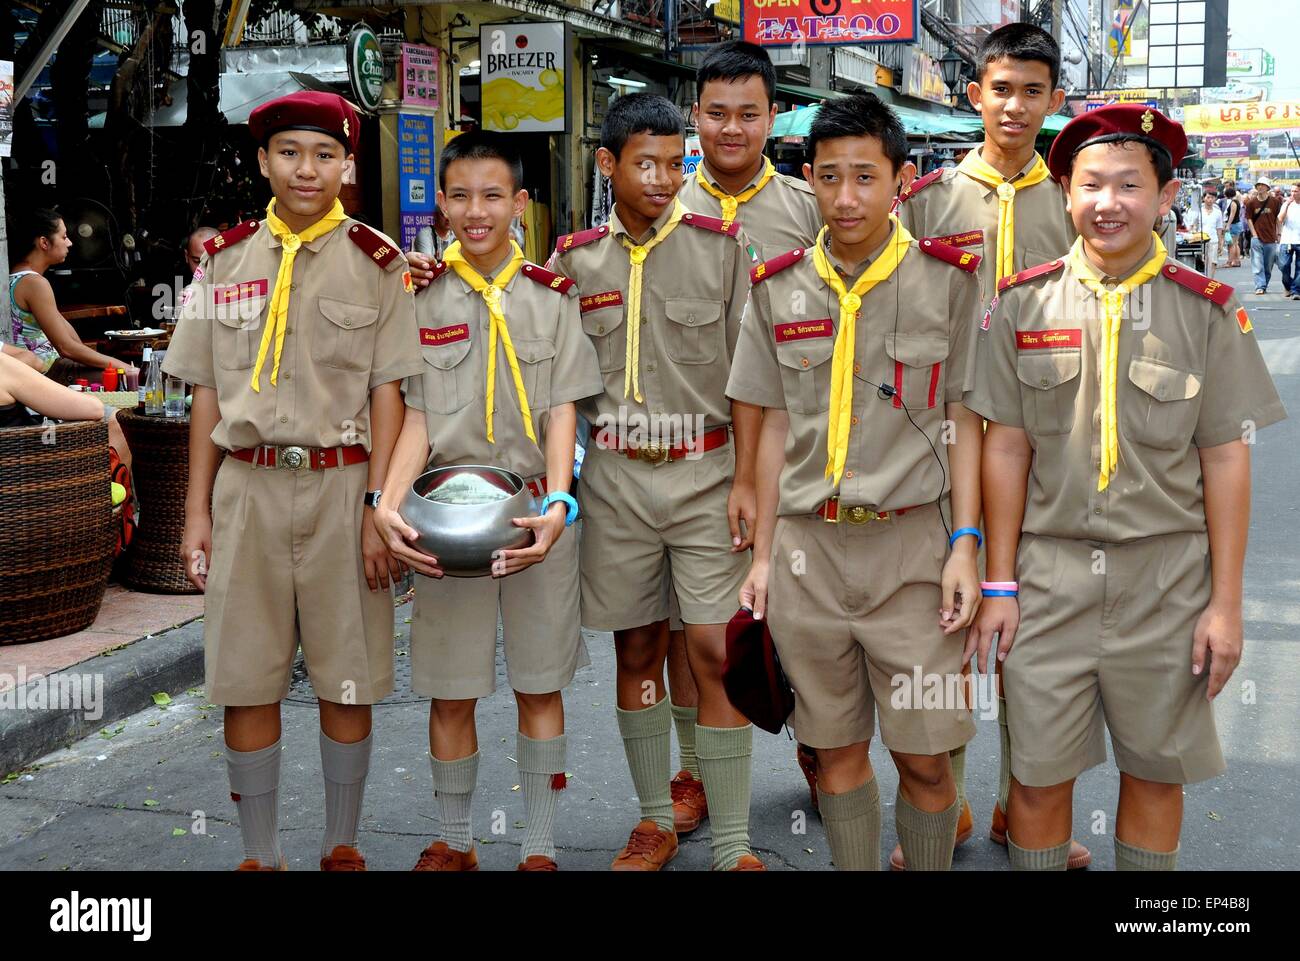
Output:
[{"xmin": 1091, "ymin": 0, "xmax": 1104, "ymax": 93}]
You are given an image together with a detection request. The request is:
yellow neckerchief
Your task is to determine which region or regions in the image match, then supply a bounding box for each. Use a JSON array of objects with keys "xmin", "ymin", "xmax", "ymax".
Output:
[
  {"xmin": 442, "ymin": 240, "xmax": 535, "ymax": 445},
  {"xmin": 615, "ymin": 198, "xmax": 687, "ymax": 402},
  {"xmin": 810, "ymin": 216, "xmax": 913, "ymax": 486},
  {"xmin": 253, "ymin": 198, "xmax": 348, "ymax": 392},
  {"xmin": 694, "ymin": 157, "xmax": 777, "ymax": 231},
  {"xmin": 1069, "ymin": 232, "xmax": 1167, "ymax": 492},
  {"xmin": 956, "ymin": 149, "xmax": 1050, "ymax": 283}
]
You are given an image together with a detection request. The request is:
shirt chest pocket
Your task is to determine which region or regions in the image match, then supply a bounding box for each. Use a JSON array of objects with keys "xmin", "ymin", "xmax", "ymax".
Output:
[
  {"xmin": 1124, "ymin": 356, "xmax": 1203, "ymax": 450},
  {"xmin": 214, "ymin": 297, "xmax": 264, "ymax": 371},
  {"xmin": 313, "ymin": 297, "xmax": 379, "ymax": 371},
  {"xmin": 420, "ymin": 337, "xmax": 476, "ymax": 415},
  {"xmin": 776, "ymin": 337, "xmax": 835, "ymax": 414},
  {"xmin": 1015, "ymin": 350, "xmax": 1081, "ymax": 436},
  {"xmin": 581, "ymin": 304, "xmax": 626, "ymax": 373},
  {"xmin": 663, "ymin": 298, "xmax": 723, "ymax": 365},
  {"xmin": 512, "ymin": 338, "xmax": 556, "ymax": 412},
  {"xmin": 884, "ymin": 333, "xmax": 950, "ymax": 411}
]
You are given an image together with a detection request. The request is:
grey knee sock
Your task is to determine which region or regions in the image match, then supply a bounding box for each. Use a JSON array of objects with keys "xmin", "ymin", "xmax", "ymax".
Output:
[
  {"xmin": 817, "ymin": 775, "xmax": 882, "ymax": 871},
  {"xmin": 226, "ymin": 740, "xmax": 283, "ymax": 869},
  {"xmin": 615, "ymin": 698, "xmax": 674, "ymax": 832},
  {"xmin": 696, "ymin": 723, "xmax": 754, "ymax": 870},
  {"xmin": 1115, "ymin": 837, "xmax": 1179, "ymax": 871},
  {"xmin": 430, "ymin": 751, "xmax": 479, "ymax": 853},
  {"xmin": 997, "ymin": 696, "xmax": 1011, "ymax": 811},
  {"xmin": 671, "ymin": 704, "xmax": 701, "ymax": 779},
  {"xmin": 1008, "ymin": 836, "xmax": 1070, "ymax": 871},
  {"xmin": 896, "ymin": 792, "xmax": 961, "ymax": 871},
  {"xmin": 320, "ymin": 731, "xmax": 371, "ymax": 857},
  {"xmin": 518, "ymin": 732, "xmax": 566, "ymax": 862}
]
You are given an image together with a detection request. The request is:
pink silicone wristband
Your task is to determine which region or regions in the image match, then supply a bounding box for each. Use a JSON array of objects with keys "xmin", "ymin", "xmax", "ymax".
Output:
[{"xmin": 980, "ymin": 581, "xmax": 1018, "ymax": 591}]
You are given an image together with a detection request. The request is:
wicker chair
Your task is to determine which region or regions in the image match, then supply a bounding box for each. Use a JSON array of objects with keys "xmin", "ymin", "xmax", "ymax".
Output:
[{"xmin": 0, "ymin": 419, "xmax": 116, "ymax": 644}]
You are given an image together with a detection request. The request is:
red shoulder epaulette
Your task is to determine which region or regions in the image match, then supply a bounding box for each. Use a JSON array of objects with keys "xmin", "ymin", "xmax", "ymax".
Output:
[
  {"xmin": 897, "ymin": 168, "xmax": 943, "ymax": 203},
  {"xmin": 750, "ymin": 248, "xmax": 805, "ymax": 285},
  {"xmin": 427, "ymin": 261, "xmax": 451, "ymax": 281},
  {"xmin": 681, "ymin": 212, "xmax": 741, "ymax": 237},
  {"xmin": 520, "ymin": 262, "xmax": 576, "ymax": 294},
  {"xmin": 1160, "ymin": 262, "xmax": 1233, "ymax": 306},
  {"xmin": 346, "ymin": 223, "xmax": 402, "ymax": 270},
  {"xmin": 997, "ymin": 258, "xmax": 1065, "ymax": 293},
  {"xmin": 919, "ymin": 237, "xmax": 981, "ymax": 273},
  {"xmin": 555, "ymin": 225, "xmax": 610, "ymax": 253},
  {"xmin": 203, "ymin": 219, "xmax": 260, "ymax": 256}
]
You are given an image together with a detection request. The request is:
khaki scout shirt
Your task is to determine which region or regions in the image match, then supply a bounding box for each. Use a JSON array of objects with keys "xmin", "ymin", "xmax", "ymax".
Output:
[
  {"xmin": 677, "ymin": 160, "xmax": 822, "ymax": 261},
  {"xmin": 964, "ymin": 248, "xmax": 1288, "ymax": 543},
  {"xmin": 164, "ymin": 219, "xmax": 422, "ymax": 452},
  {"xmin": 548, "ymin": 202, "xmax": 750, "ymax": 435},
  {"xmin": 896, "ymin": 151, "xmax": 1075, "ymax": 304},
  {"xmin": 402, "ymin": 255, "xmax": 603, "ymax": 477},
  {"xmin": 726, "ymin": 230, "xmax": 982, "ymax": 515}
]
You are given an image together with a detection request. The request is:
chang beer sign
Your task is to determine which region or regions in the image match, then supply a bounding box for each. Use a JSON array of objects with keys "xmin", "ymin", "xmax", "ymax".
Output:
[
  {"xmin": 348, "ymin": 24, "xmax": 384, "ymax": 112},
  {"xmin": 480, "ymin": 22, "xmax": 567, "ymax": 133}
]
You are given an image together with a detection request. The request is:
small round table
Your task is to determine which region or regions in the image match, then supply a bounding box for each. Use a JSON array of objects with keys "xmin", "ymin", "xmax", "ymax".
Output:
[{"xmin": 115, "ymin": 408, "xmax": 198, "ymax": 594}]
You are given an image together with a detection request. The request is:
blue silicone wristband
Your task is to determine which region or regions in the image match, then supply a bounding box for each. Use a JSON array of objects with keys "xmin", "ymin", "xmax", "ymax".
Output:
[
  {"xmin": 949, "ymin": 527, "xmax": 983, "ymax": 548},
  {"xmin": 540, "ymin": 491, "xmax": 579, "ymax": 527},
  {"xmin": 981, "ymin": 589, "xmax": 1018, "ymax": 597}
]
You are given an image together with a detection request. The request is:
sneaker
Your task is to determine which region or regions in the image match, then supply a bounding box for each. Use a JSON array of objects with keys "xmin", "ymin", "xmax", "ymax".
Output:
[
  {"xmin": 670, "ymin": 770, "xmax": 708, "ymax": 834},
  {"xmin": 320, "ymin": 844, "xmax": 367, "ymax": 871},
  {"xmin": 610, "ymin": 819, "xmax": 678, "ymax": 871},
  {"xmin": 517, "ymin": 855, "xmax": 559, "ymax": 871},
  {"xmin": 888, "ymin": 800, "xmax": 974, "ymax": 870},
  {"xmin": 1255, "ymin": 288, "xmax": 1266, "ymax": 294},
  {"xmin": 412, "ymin": 840, "xmax": 479, "ymax": 871}
]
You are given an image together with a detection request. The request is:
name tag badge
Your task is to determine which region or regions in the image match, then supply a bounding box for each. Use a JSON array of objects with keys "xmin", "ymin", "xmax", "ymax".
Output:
[
  {"xmin": 579, "ymin": 290, "xmax": 624, "ymax": 313},
  {"xmin": 775, "ymin": 319, "xmax": 833, "ymax": 343},
  {"xmin": 933, "ymin": 229, "xmax": 984, "ymax": 249},
  {"xmin": 420, "ymin": 324, "xmax": 470, "ymax": 346},
  {"xmin": 1016, "ymin": 328, "xmax": 1082, "ymax": 350}
]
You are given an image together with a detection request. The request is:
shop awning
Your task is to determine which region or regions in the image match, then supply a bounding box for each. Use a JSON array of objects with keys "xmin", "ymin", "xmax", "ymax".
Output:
[
  {"xmin": 772, "ymin": 101, "xmax": 982, "ymax": 139},
  {"xmin": 1039, "ymin": 113, "xmax": 1070, "ymax": 135},
  {"xmin": 775, "ymin": 82, "xmax": 840, "ymax": 105}
]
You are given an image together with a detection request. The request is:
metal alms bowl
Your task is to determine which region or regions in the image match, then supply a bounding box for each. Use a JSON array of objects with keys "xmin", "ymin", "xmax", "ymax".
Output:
[{"xmin": 400, "ymin": 465, "xmax": 538, "ymax": 577}]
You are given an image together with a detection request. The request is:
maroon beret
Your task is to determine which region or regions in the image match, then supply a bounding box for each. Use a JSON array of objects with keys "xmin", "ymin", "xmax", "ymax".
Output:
[
  {"xmin": 721, "ymin": 607, "xmax": 794, "ymax": 735},
  {"xmin": 249, "ymin": 91, "xmax": 360, "ymax": 155},
  {"xmin": 1047, "ymin": 103, "xmax": 1187, "ymax": 182}
]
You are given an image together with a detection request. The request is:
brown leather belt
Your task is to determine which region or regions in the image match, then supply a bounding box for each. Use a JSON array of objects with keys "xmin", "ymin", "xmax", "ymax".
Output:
[
  {"xmin": 816, "ymin": 496, "xmax": 921, "ymax": 524},
  {"xmin": 230, "ymin": 444, "xmax": 369, "ymax": 471},
  {"xmin": 589, "ymin": 424, "xmax": 730, "ymax": 464}
]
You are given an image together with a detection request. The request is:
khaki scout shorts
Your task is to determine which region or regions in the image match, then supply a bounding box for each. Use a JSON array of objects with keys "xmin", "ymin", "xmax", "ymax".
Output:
[
  {"xmin": 578, "ymin": 441, "xmax": 748, "ymax": 631},
  {"xmin": 409, "ymin": 528, "xmax": 589, "ymax": 699},
  {"xmin": 1004, "ymin": 531, "xmax": 1225, "ymax": 787},
  {"xmin": 203, "ymin": 457, "xmax": 395, "ymax": 707},
  {"xmin": 765, "ymin": 505, "xmax": 976, "ymax": 754}
]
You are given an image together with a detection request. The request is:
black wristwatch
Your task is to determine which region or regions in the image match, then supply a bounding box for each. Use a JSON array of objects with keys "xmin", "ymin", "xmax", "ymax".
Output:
[{"xmin": 364, "ymin": 489, "xmax": 383, "ymax": 509}]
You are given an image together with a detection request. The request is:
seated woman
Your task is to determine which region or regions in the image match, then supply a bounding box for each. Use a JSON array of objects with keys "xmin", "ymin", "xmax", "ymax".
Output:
[
  {"xmin": 0, "ymin": 350, "xmax": 131, "ymax": 470},
  {"xmin": 9, "ymin": 208, "xmax": 134, "ymax": 378}
]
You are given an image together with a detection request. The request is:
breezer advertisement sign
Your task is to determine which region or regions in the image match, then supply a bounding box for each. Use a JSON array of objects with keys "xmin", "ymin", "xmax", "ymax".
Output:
[
  {"xmin": 480, "ymin": 22, "xmax": 567, "ymax": 133},
  {"xmin": 742, "ymin": 0, "xmax": 918, "ymax": 46}
]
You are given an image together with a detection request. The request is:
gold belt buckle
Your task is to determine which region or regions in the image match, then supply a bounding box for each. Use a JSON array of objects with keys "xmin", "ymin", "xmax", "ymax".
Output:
[
  {"xmin": 279, "ymin": 445, "xmax": 308, "ymax": 470},
  {"xmin": 845, "ymin": 505, "xmax": 872, "ymax": 524},
  {"xmin": 637, "ymin": 443, "xmax": 669, "ymax": 464}
]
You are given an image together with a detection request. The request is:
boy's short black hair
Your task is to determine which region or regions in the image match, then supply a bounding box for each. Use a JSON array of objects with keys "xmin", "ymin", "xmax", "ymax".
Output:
[
  {"xmin": 438, "ymin": 129, "xmax": 524, "ymax": 193},
  {"xmin": 696, "ymin": 40, "xmax": 776, "ymax": 107},
  {"xmin": 976, "ymin": 22, "xmax": 1061, "ymax": 90},
  {"xmin": 600, "ymin": 93, "xmax": 684, "ymax": 159},
  {"xmin": 807, "ymin": 93, "xmax": 908, "ymax": 173},
  {"xmin": 1070, "ymin": 137, "xmax": 1175, "ymax": 188}
]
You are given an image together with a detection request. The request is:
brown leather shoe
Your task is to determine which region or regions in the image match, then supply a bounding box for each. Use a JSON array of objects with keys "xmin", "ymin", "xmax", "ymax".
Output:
[
  {"xmin": 671, "ymin": 770, "xmax": 708, "ymax": 834},
  {"xmin": 796, "ymin": 743, "xmax": 819, "ymax": 812},
  {"xmin": 412, "ymin": 840, "xmax": 479, "ymax": 871},
  {"xmin": 320, "ymin": 844, "xmax": 367, "ymax": 871},
  {"xmin": 235, "ymin": 856, "xmax": 286, "ymax": 871},
  {"xmin": 610, "ymin": 820, "xmax": 678, "ymax": 871},
  {"xmin": 990, "ymin": 803, "xmax": 1093, "ymax": 870},
  {"xmin": 728, "ymin": 853, "xmax": 767, "ymax": 871},
  {"xmin": 517, "ymin": 855, "xmax": 559, "ymax": 871},
  {"xmin": 888, "ymin": 800, "xmax": 974, "ymax": 870}
]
